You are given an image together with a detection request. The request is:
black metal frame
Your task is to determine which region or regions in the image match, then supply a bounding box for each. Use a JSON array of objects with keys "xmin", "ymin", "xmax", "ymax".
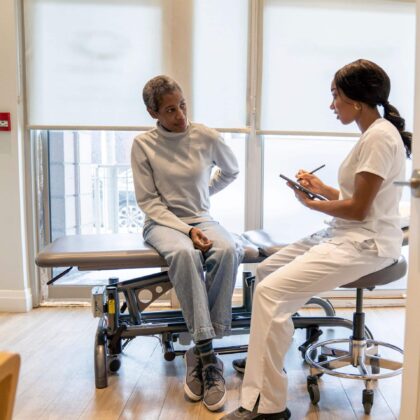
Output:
[{"xmin": 93, "ymin": 270, "xmax": 373, "ymax": 389}]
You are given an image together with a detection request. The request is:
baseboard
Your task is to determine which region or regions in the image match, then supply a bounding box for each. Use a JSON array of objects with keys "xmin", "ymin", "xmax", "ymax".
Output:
[{"xmin": 0, "ymin": 288, "xmax": 32, "ymax": 312}]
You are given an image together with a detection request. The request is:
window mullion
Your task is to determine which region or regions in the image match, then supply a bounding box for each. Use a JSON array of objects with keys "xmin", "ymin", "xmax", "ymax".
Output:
[{"xmin": 245, "ymin": 0, "xmax": 264, "ymax": 231}]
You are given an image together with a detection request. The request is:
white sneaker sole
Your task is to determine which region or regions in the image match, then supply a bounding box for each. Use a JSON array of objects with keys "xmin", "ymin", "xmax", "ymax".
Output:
[
  {"xmin": 183, "ymin": 382, "xmax": 203, "ymax": 402},
  {"xmin": 203, "ymin": 389, "xmax": 227, "ymax": 412}
]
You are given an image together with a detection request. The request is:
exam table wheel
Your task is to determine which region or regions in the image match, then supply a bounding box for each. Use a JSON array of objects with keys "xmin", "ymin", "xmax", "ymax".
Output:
[
  {"xmin": 362, "ymin": 389, "xmax": 374, "ymax": 414},
  {"xmin": 307, "ymin": 375, "xmax": 320, "ymax": 405},
  {"xmin": 163, "ymin": 335, "xmax": 176, "ymax": 361},
  {"xmin": 108, "ymin": 355, "xmax": 121, "ymax": 373},
  {"xmin": 94, "ymin": 321, "xmax": 108, "ymax": 389},
  {"xmin": 164, "ymin": 351, "xmax": 176, "ymax": 361}
]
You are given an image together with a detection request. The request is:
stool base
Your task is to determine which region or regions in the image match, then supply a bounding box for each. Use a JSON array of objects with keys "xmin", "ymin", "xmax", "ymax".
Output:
[{"xmin": 305, "ymin": 338, "xmax": 403, "ymax": 414}]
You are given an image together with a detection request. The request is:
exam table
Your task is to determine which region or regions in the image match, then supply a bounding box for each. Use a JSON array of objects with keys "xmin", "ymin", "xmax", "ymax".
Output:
[{"xmin": 36, "ymin": 230, "xmax": 374, "ymax": 389}]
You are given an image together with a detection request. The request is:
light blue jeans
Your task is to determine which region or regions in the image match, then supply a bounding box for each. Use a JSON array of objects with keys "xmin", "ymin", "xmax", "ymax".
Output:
[{"xmin": 143, "ymin": 220, "xmax": 244, "ymax": 342}]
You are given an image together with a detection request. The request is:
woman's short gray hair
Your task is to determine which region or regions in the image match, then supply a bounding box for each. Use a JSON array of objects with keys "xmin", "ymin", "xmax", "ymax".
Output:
[{"xmin": 142, "ymin": 75, "xmax": 182, "ymax": 112}]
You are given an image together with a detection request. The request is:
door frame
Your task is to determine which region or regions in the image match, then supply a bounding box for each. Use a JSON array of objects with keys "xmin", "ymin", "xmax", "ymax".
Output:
[{"xmin": 400, "ymin": 1, "xmax": 420, "ymax": 417}]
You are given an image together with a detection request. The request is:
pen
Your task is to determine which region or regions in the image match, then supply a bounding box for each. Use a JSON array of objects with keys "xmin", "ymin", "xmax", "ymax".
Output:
[
  {"xmin": 297, "ymin": 164, "xmax": 325, "ymax": 181},
  {"xmin": 309, "ymin": 164, "xmax": 326, "ymax": 174}
]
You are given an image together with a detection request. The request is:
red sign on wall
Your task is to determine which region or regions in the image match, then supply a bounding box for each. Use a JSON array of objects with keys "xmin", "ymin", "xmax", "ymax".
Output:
[{"xmin": 0, "ymin": 113, "xmax": 11, "ymax": 131}]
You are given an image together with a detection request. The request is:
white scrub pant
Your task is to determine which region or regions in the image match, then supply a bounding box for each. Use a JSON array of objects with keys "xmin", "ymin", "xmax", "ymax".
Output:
[{"xmin": 240, "ymin": 229, "xmax": 395, "ymax": 414}]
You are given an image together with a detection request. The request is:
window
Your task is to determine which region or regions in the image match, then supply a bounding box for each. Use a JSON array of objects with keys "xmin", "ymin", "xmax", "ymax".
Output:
[
  {"xmin": 263, "ymin": 135, "xmax": 356, "ymax": 242},
  {"xmin": 42, "ymin": 130, "xmax": 245, "ymax": 239}
]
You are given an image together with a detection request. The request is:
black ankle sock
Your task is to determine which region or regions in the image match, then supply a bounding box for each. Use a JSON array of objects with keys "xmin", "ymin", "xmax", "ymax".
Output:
[{"xmin": 195, "ymin": 339, "xmax": 217, "ymax": 365}]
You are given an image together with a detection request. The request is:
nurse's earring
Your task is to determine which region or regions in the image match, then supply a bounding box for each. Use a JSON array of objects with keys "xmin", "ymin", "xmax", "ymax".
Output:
[{"xmin": 354, "ymin": 103, "xmax": 362, "ymax": 111}]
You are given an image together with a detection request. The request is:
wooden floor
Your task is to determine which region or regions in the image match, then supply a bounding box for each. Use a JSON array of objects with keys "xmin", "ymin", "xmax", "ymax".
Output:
[{"xmin": 0, "ymin": 306, "xmax": 405, "ymax": 420}]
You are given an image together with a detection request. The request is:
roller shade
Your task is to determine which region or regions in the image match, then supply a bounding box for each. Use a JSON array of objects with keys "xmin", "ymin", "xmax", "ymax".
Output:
[
  {"xmin": 261, "ymin": 0, "xmax": 415, "ymax": 132},
  {"xmin": 23, "ymin": 0, "xmax": 248, "ymax": 128}
]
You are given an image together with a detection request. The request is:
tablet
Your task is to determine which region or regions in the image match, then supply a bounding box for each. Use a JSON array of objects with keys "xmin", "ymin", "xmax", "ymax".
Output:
[{"xmin": 279, "ymin": 174, "xmax": 327, "ymax": 201}]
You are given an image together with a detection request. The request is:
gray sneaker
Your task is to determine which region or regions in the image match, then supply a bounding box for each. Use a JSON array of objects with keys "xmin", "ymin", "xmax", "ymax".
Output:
[
  {"xmin": 232, "ymin": 357, "xmax": 247, "ymax": 373},
  {"xmin": 202, "ymin": 357, "xmax": 226, "ymax": 411},
  {"xmin": 184, "ymin": 347, "xmax": 203, "ymax": 401},
  {"xmin": 232, "ymin": 358, "xmax": 286, "ymax": 375}
]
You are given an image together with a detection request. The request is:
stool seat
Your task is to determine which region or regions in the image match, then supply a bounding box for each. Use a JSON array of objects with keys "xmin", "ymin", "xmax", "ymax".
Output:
[{"xmin": 342, "ymin": 256, "xmax": 407, "ymax": 289}]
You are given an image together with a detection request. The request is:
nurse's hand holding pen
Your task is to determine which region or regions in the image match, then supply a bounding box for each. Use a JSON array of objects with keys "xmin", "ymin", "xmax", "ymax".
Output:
[
  {"xmin": 295, "ymin": 164, "xmax": 340, "ymax": 202},
  {"xmin": 294, "ymin": 164, "xmax": 326, "ymax": 199}
]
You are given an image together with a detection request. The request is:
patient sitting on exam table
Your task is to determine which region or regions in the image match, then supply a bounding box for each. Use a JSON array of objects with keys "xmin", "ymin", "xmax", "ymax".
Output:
[{"xmin": 131, "ymin": 75, "xmax": 243, "ymax": 412}]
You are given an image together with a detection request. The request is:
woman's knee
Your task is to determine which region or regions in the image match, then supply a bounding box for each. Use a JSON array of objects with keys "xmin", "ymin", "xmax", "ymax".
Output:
[
  {"xmin": 255, "ymin": 259, "xmax": 270, "ymax": 282},
  {"xmin": 169, "ymin": 247, "xmax": 202, "ymax": 266},
  {"xmin": 211, "ymin": 241, "xmax": 238, "ymax": 262},
  {"xmin": 254, "ymin": 281, "xmax": 273, "ymax": 303}
]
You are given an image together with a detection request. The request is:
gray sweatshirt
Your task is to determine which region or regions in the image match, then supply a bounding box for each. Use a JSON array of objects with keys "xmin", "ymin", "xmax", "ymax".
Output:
[{"xmin": 131, "ymin": 122, "xmax": 239, "ymax": 235}]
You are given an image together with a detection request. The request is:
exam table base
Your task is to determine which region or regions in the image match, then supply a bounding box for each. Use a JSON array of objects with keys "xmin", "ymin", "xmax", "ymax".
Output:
[{"xmin": 93, "ymin": 270, "xmax": 372, "ymax": 389}]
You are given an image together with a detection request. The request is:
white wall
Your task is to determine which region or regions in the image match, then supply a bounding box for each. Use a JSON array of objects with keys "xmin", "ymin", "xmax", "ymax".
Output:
[{"xmin": 0, "ymin": 0, "xmax": 32, "ymax": 312}]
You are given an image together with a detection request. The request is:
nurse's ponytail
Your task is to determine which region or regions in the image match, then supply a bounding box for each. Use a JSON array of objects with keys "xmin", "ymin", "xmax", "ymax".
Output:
[{"xmin": 382, "ymin": 101, "xmax": 412, "ymax": 158}]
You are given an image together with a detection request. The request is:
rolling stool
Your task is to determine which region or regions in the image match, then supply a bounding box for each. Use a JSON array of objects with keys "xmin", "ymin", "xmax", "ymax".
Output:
[{"xmin": 305, "ymin": 255, "xmax": 407, "ymax": 414}]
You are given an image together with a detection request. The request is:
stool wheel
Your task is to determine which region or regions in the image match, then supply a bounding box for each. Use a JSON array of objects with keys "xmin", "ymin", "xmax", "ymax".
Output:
[
  {"xmin": 307, "ymin": 375, "xmax": 320, "ymax": 405},
  {"xmin": 362, "ymin": 389, "xmax": 374, "ymax": 414}
]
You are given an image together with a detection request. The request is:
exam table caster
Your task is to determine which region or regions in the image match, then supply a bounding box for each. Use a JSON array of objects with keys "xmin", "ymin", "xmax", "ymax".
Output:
[
  {"xmin": 94, "ymin": 317, "xmax": 123, "ymax": 389},
  {"xmin": 94, "ymin": 282, "xmax": 124, "ymax": 388},
  {"xmin": 94, "ymin": 318, "xmax": 108, "ymax": 389}
]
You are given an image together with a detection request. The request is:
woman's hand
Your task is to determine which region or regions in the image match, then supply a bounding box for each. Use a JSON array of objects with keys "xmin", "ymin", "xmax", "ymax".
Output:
[
  {"xmin": 189, "ymin": 228, "xmax": 213, "ymax": 253},
  {"xmin": 295, "ymin": 170, "xmax": 340, "ymax": 201},
  {"xmin": 289, "ymin": 186, "xmax": 317, "ymax": 209},
  {"xmin": 296, "ymin": 170, "xmax": 325, "ymax": 195},
  {"xmin": 291, "ymin": 171, "xmax": 384, "ymax": 221}
]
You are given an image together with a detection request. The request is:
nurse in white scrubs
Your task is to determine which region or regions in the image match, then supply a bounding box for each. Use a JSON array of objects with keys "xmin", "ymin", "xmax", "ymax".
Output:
[{"xmin": 222, "ymin": 59, "xmax": 412, "ymax": 420}]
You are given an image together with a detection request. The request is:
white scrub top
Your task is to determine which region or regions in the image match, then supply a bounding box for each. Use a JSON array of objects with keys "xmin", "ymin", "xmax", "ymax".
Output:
[{"xmin": 326, "ymin": 118, "xmax": 406, "ymax": 259}]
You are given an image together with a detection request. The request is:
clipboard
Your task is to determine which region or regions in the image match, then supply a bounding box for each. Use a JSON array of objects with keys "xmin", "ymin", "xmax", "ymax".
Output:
[{"xmin": 279, "ymin": 174, "xmax": 328, "ymax": 201}]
